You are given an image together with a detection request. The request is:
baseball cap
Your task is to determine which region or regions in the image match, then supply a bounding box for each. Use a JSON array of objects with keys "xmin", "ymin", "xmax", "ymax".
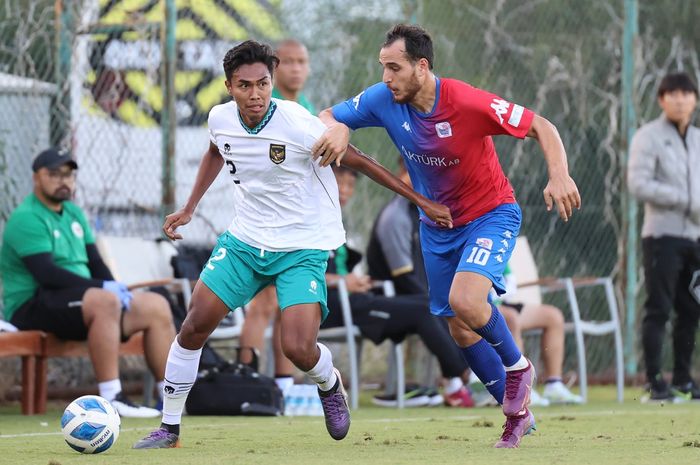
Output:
[{"xmin": 31, "ymin": 147, "xmax": 78, "ymax": 172}]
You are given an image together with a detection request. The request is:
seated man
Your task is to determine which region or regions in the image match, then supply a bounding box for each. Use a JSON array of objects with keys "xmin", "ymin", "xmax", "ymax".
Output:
[
  {"xmin": 0, "ymin": 148, "xmax": 176, "ymax": 417},
  {"xmin": 496, "ymin": 264, "xmax": 583, "ymax": 405}
]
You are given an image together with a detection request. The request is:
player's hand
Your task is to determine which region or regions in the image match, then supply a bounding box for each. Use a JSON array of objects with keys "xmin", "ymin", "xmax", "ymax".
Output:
[
  {"xmin": 418, "ymin": 199, "xmax": 453, "ymax": 229},
  {"xmin": 543, "ymin": 174, "xmax": 581, "ymax": 222},
  {"xmin": 345, "ymin": 274, "xmax": 372, "ymax": 293},
  {"xmin": 312, "ymin": 123, "xmax": 350, "ymax": 167},
  {"xmin": 163, "ymin": 208, "xmax": 193, "ymax": 240}
]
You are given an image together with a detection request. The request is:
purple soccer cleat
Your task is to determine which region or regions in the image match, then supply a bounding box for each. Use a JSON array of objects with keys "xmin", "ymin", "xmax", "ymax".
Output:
[
  {"xmin": 318, "ymin": 368, "xmax": 351, "ymax": 440},
  {"xmin": 502, "ymin": 359, "xmax": 535, "ymax": 416},
  {"xmin": 132, "ymin": 427, "xmax": 180, "ymax": 449},
  {"xmin": 494, "ymin": 409, "xmax": 536, "ymax": 448}
]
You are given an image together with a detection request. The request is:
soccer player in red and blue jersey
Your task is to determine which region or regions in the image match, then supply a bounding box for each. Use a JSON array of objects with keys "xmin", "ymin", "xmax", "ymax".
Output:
[{"xmin": 313, "ymin": 24, "xmax": 581, "ymax": 448}]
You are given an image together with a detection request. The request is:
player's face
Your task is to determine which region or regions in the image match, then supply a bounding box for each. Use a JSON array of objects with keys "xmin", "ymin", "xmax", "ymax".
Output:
[
  {"xmin": 275, "ymin": 44, "xmax": 310, "ymax": 93},
  {"xmin": 34, "ymin": 165, "xmax": 76, "ymax": 203},
  {"xmin": 658, "ymin": 89, "xmax": 697, "ymax": 125},
  {"xmin": 226, "ymin": 62, "xmax": 273, "ymax": 127},
  {"xmin": 379, "ymin": 39, "xmax": 424, "ymax": 104},
  {"xmin": 335, "ymin": 171, "xmax": 356, "ymax": 207}
]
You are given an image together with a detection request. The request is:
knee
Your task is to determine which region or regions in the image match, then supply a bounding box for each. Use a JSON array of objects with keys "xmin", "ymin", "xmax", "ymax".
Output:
[
  {"xmin": 141, "ymin": 293, "xmax": 174, "ymax": 327},
  {"xmin": 448, "ymin": 291, "xmax": 483, "ymax": 319},
  {"xmin": 178, "ymin": 311, "xmax": 212, "ymax": 349},
  {"xmin": 545, "ymin": 305, "xmax": 565, "ymax": 328},
  {"xmin": 83, "ymin": 289, "xmax": 121, "ymax": 323}
]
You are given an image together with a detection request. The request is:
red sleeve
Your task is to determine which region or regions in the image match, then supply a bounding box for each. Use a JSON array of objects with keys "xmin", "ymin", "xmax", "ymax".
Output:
[{"xmin": 447, "ymin": 79, "xmax": 534, "ymax": 139}]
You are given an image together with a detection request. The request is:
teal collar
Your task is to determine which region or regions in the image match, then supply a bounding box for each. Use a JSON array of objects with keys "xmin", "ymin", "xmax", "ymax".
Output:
[{"xmin": 238, "ymin": 100, "xmax": 277, "ymax": 134}]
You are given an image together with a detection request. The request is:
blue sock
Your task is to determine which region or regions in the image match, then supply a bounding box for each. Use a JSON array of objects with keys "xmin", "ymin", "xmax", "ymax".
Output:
[
  {"xmin": 473, "ymin": 304, "xmax": 522, "ymax": 367},
  {"xmin": 461, "ymin": 339, "xmax": 505, "ymax": 404}
]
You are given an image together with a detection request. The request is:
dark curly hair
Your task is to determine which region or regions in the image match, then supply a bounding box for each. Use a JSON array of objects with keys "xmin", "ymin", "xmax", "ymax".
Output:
[{"xmin": 223, "ymin": 40, "xmax": 279, "ymax": 81}]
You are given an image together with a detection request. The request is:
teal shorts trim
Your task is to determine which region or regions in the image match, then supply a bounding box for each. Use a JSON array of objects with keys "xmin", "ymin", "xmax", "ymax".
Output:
[{"xmin": 199, "ymin": 232, "xmax": 330, "ymax": 321}]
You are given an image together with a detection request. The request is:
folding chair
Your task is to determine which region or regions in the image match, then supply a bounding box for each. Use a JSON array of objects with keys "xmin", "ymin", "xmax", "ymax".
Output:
[
  {"xmin": 510, "ymin": 236, "xmax": 624, "ymax": 403},
  {"xmin": 317, "ymin": 279, "xmax": 405, "ymax": 409}
]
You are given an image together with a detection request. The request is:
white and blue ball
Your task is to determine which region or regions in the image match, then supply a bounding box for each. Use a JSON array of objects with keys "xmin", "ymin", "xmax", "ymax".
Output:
[{"xmin": 61, "ymin": 395, "xmax": 120, "ymax": 454}]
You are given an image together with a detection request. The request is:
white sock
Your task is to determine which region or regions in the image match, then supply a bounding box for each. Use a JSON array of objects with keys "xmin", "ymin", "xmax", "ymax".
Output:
[
  {"xmin": 98, "ymin": 379, "xmax": 122, "ymax": 402},
  {"xmin": 504, "ymin": 355, "xmax": 529, "ymax": 372},
  {"xmin": 275, "ymin": 376, "xmax": 294, "ymax": 393},
  {"xmin": 157, "ymin": 381, "xmax": 165, "ymax": 401},
  {"xmin": 305, "ymin": 343, "xmax": 337, "ymax": 392},
  {"xmin": 161, "ymin": 339, "xmax": 202, "ymax": 425},
  {"xmin": 445, "ymin": 377, "xmax": 463, "ymax": 396}
]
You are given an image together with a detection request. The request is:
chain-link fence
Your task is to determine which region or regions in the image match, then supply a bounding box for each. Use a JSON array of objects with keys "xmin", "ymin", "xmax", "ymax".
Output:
[{"xmin": 2, "ymin": 0, "xmax": 700, "ymax": 389}]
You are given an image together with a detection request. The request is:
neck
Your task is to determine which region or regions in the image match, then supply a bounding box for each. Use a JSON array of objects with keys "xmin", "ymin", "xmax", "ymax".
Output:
[
  {"xmin": 34, "ymin": 190, "xmax": 63, "ymax": 212},
  {"xmin": 409, "ymin": 73, "xmax": 437, "ymax": 113},
  {"xmin": 668, "ymin": 115, "xmax": 691, "ymax": 137},
  {"xmin": 277, "ymin": 87, "xmax": 299, "ymax": 102}
]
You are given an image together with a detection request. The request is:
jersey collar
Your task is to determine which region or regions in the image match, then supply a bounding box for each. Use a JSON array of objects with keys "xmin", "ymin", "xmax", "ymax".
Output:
[{"xmin": 238, "ymin": 100, "xmax": 277, "ymax": 134}]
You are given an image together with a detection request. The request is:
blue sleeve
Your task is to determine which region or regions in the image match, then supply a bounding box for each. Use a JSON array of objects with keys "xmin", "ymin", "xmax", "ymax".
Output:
[{"xmin": 331, "ymin": 83, "xmax": 388, "ymax": 129}]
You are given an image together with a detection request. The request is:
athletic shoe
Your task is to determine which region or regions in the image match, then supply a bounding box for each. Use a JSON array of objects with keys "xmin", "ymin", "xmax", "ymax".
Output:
[
  {"xmin": 502, "ymin": 360, "xmax": 535, "ymax": 416},
  {"xmin": 529, "ymin": 389, "xmax": 550, "ymax": 407},
  {"xmin": 111, "ymin": 392, "xmax": 161, "ymax": 418},
  {"xmin": 640, "ymin": 376, "xmax": 674, "ymax": 403},
  {"xmin": 423, "ymin": 387, "xmax": 445, "ymax": 406},
  {"xmin": 371, "ymin": 386, "xmax": 431, "ymax": 407},
  {"xmin": 132, "ymin": 428, "xmax": 180, "ymax": 449},
  {"xmin": 671, "ymin": 381, "xmax": 700, "ymax": 401},
  {"xmin": 318, "ymin": 368, "xmax": 350, "ymax": 440},
  {"xmin": 443, "ymin": 386, "xmax": 475, "ymax": 408},
  {"xmin": 494, "ymin": 409, "xmax": 536, "ymax": 449},
  {"xmin": 542, "ymin": 381, "xmax": 583, "ymax": 404}
]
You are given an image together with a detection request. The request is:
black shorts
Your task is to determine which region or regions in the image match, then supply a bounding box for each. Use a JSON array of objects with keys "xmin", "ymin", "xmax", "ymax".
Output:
[
  {"xmin": 11, "ymin": 286, "xmax": 93, "ymax": 340},
  {"xmin": 502, "ymin": 301, "xmax": 525, "ymax": 313}
]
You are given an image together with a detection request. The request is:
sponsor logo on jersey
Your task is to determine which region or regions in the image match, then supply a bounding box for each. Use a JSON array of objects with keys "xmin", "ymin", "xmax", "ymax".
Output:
[
  {"xmin": 490, "ymin": 98, "xmax": 510, "ymax": 125},
  {"xmin": 476, "ymin": 238, "xmax": 493, "ymax": 250},
  {"xmin": 223, "ymin": 142, "xmax": 231, "ymax": 153},
  {"xmin": 508, "ymin": 104, "xmax": 524, "ymax": 128},
  {"xmin": 435, "ymin": 121, "xmax": 452, "ymax": 138},
  {"xmin": 401, "ymin": 146, "xmax": 455, "ymax": 168},
  {"xmin": 269, "ymin": 144, "xmax": 286, "ymax": 164}
]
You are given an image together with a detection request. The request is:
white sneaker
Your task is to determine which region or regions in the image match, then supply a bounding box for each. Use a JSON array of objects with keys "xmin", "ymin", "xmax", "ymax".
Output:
[
  {"xmin": 542, "ymin": 381, "xmax": 584, "ymax": 404},
  {"xmin": 111, "ymin": 392, "xmax": 161, "ymax": 418},
  {"xmin": 529, "ymin": 389, "xmax": 550, "ymax": 407}
]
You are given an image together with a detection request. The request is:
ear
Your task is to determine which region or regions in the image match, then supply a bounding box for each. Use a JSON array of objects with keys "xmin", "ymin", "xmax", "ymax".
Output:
[
  {"xmin": 224, "ymin": 79, "xmax": 233, "ymax": 96},
  {"xmin": 417, "ymin": 57, "xmax": 430, "ymax": 76}
]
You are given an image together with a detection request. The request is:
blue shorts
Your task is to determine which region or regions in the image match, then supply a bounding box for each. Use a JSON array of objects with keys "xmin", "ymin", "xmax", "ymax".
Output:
[{"xmin": 419, "ymin": 203, "xmax": 521, "ymax": 317}]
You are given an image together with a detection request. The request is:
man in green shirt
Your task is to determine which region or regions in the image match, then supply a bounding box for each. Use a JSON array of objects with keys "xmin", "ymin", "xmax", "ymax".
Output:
[
  {"xmin": 271, "ymin": 39, "xmax": 316, "ymax": 113},
  {"xmin": 1, "ymin": 147, "xmax": 176, "ymax": 418}
]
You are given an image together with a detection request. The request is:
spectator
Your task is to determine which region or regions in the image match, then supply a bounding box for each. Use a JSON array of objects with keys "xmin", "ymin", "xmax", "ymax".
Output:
[
  {"xmin": 1, "ymin": 147, "xmax": 176, "ymax": 417},
  {"xmin": 628, "ymin": 71, "xmax": 700, "ymax": 402}
]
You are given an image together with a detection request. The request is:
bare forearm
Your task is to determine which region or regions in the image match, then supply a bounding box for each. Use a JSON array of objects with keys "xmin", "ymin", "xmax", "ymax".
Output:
[
  {"xmin": 184, "ymin": 145, "xmax": 224, "ymax": 212},
  {"xmin": 529, "ymin": 115, "xmax": 569, "ymax": 178},
  {"xmin": 341, "ymin": 145, "xmax": 425, "ymax": 207}
]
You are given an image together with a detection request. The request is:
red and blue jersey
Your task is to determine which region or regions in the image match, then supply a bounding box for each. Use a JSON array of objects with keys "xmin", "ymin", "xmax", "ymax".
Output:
[{"xmin": 332, "ymin": 78, "xmax": 534, "ymax": 227}]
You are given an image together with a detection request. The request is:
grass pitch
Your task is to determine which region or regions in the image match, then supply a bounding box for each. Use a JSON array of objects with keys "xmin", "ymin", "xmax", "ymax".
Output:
[{"xmin": 1, "ymin": 387, "xmax": 699, "ymax": 465}]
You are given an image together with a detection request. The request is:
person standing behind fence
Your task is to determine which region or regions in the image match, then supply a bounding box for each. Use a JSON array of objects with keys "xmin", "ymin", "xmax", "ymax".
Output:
[
  {"xmin": 0, "ymin": 147, "xmax": 176, "ymax": 418},
  {"xmin": 628, "ymin": 71, "xmax": 700, "ymax": 402}
]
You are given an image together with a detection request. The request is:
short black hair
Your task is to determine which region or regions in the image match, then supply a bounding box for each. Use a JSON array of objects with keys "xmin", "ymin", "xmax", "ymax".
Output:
[
  {"xmin": 658, "ymin": 72, "xmax": 698, "ymax": 98},
  {"xmin": 383, "ymin": 24, "xmax": 434, "ymax": 70},
  {"xmin": 332, "ymin": 164, "xmax": 358, "ymax": 178},
  {"xmin": 223, "ymin": 40, "xmax": 279, "ymax": 81}
]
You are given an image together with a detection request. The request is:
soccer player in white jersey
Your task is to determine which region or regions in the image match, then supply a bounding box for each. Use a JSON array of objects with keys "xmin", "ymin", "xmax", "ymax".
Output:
[{"xmin": 133, "ymin": 40, "xmax": 452, "ymax": 449}]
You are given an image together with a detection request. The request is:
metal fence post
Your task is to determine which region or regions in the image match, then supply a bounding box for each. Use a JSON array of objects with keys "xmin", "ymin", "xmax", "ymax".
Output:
[{"xmin": 161, "ymin": 0, "xmax": 177, "ymax": 220}]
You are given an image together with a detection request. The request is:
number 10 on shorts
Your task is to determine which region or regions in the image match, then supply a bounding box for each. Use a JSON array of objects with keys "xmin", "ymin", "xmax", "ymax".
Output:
[{"xmin": 466, "ymin": 247, "xmax": 490, "ymax": 266}]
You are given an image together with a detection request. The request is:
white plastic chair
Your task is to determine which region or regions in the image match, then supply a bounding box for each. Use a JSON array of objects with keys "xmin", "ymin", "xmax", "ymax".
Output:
[
  {"xmin": 509, "ymin": 236, "xmax": 624, "ymax": 403},
  {"xmin": 317, "ymin": 279, "xmax": 405, "ymax": 409}
]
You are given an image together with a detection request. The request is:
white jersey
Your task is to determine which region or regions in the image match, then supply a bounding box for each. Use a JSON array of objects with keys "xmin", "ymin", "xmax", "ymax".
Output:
[{"xmin": 207, "ymin": 98, "xmax": 345, "ymax": 251}]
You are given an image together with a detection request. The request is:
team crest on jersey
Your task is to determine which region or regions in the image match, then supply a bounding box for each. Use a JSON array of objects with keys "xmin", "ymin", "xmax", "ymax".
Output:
[
  {"xmin": 269, "ymin": 144, "xmax": 286, "ymax": 164},
  {"xmin": 223, "ymin": 143, "xmax": 231, "ymax": 153},
  {"xmin": 435, "ymin": 122, "xmax": 452, "ymax": 138}
]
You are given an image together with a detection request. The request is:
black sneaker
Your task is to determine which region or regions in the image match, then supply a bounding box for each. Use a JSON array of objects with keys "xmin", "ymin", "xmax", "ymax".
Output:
[
  {"xmin": 641, "ymin": 377, "xmax": 673, "ymax": 403},
  {"xmin": 671, "ymin": 381, "xmax": 700, "ymax": 401},
  {"xmin": 371, "ymin": 385, "xmax": 431, "ymax": 407}
]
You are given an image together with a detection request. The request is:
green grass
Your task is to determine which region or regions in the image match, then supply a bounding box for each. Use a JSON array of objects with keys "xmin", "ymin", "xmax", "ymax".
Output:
[{"xmin": 1, "ymin": 387, "xmax": 699, "ymax": 465}]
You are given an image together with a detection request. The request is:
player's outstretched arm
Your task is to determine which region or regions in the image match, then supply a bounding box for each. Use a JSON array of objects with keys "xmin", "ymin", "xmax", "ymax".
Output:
[
  {"xmin": 312, "ymin": 108, "xmax": 350, "ymax": 167},
  {"xmin": 341, "ymin": 145, "xmax": 453, "ymax": 229},
  {"xmin": 163, "ymin": 142, "xmax": 224, "ymax": 240},
  {"xmin": 527, "ymin": 114, "xmax": 581, "ymax": 222}
]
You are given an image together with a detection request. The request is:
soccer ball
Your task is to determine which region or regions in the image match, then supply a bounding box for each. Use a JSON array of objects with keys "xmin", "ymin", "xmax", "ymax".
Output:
[{"xmin": 61, "ymin": 395, "xmax": 120, "ymax": 454}]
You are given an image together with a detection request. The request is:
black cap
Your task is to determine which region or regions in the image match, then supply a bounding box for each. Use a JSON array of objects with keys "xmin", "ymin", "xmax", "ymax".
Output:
[{"xmin": 32, "ymin": 147, "xmax": 78, "ymax": 172}]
